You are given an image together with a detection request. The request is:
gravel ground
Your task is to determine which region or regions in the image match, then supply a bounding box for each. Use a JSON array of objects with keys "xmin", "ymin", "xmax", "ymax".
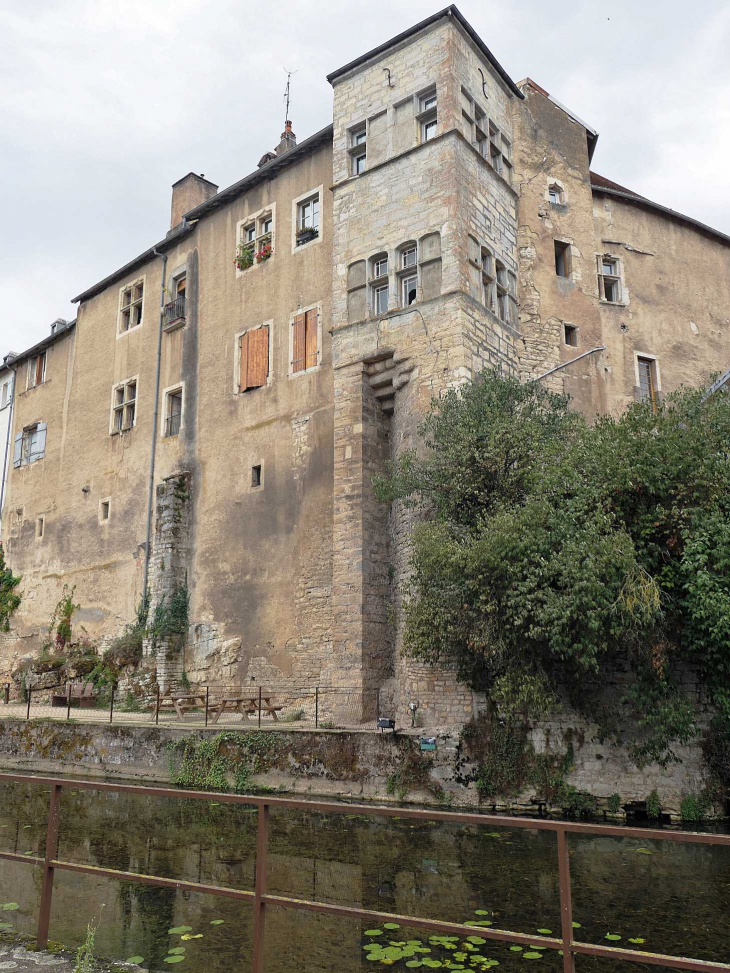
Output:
[{"xmin": 0, "ymin": 941, "xmax": 141, "ymax": 971}]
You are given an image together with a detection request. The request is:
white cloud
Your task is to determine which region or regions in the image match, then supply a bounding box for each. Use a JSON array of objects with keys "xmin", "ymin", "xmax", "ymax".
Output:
[{"xmin": 1, "ymin": 0, "xmax": 728, "ymax": 353}]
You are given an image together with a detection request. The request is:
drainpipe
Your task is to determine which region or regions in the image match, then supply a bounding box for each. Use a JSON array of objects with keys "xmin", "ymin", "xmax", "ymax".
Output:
[
  {"xmin": 142, "ymin": 249, "xmax": 168, "ymax": 595},
  {"xmin": 0, "ymin": 372, "xmax": 15, "ymax": 538},
  {"xmin": 532, "ymin": 346, "xmax": 606, "ymax": 382}
]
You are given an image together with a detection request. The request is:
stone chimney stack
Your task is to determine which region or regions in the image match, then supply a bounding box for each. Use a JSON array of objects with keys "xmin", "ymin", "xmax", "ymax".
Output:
[
  {"xmin": 275, "ymin": 120, "xmax": 297, "ymax": 157},
  {"xmin": 170, "ymin": 172, "xmax": 218, "ymax": 229}
]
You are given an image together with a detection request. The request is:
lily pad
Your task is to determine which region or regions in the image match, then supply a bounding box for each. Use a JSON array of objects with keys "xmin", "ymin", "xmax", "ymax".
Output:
[
  {"xmin": 1, "ymin": 904, "xmax": 19, "ymax": 912},
  {"xmin": 384, "ymin": 923, "xmax": 401, "ymax": 930},
  {"xmin": 605, "ymin": 934, "xmax": 622, "ymax": 941},
  {"xmin": 635, "ymin": 848, "xmax": 654, "ymax": 855},
  {"xmin": 210, "ymin": 920, "xmax": 225, "ymax": 926},
  {"xmin": 168, "ymin": 926, "xmax": 193, "ymax": 935},
  {"xmin": 163, "ymin": 957, "xmax": 185, "ymax": 965},
  {"xmin": 181, "ymin": 934, "xmax": 203, "ymax": 940},
  {"xmin": 510, "ymin": 946, "xmax": 523, "ymax": 952},
  {"xmin": 628, "ymin": 938, "xmax": 646, "ymax": 945},
  {"xmin": 365, "ymin": 929, "xmax": 384, "ymax": 936},
  {"xmin": 523, "ymin": 953, "xmax": 543, "ymax": 960},
  {"xmin": 467, "ymin": 937, "xmax": 486, "ymax": 945},
  {"xmin": 126, "ymin": 958, "xmax": 144, "ymax": 965},
  {"xmin": 168, "ymin": 947, "xmax": 186, "ymax": 954},
  {"xmin": 536, "ymin": 929, "xmax": 552, "ymax": 935},
  {"xmin": 472, "ymin": 921, "xmax": 493, "ymax": 927},
  {"xmin": 572, "ymin": 922, "xmax": 581, "ymax": 929},
  {"xmin": 475, "ymin": 910, "xmax": 490, "ymax": 916}
]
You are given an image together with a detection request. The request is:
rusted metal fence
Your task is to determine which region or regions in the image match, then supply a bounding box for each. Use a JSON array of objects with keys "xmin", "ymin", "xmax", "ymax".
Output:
[
  {"xmin": 0, "ymin": 772, "xmax": 729, "ymax": 973},
  {"xmin": 2, "ymin": 683, "xmax": 380, "ymax": 729}
]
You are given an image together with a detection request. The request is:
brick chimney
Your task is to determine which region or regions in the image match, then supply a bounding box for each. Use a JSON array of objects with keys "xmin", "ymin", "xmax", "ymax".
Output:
[
  {"xmin": 275, "ymin": 121, "xmax": 297, "ymax": 157},
  {"xmin": 170, "ymin": 172, "xmax": 218, "ymax": 229}
]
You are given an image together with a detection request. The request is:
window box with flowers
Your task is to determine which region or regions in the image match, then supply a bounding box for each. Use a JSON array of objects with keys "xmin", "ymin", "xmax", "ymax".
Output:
[
  {"xmin": 296, "ymin": 226, "xmax": 319, "ymax": 246},
  {"xmin": 256, "ymin": 243, "xmax": 273, "ymax": 263},
  {"xmin": 235, "ymin": 243, "xmax": 255, "ymax": 271}
]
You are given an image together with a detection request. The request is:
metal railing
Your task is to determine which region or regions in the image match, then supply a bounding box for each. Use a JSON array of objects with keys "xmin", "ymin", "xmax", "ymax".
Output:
[
  {"xmin": 163, "ymin": 294, "xmax": 186, "ymax": 327},
  {"xmin": 0, "ymin": 772, "xmax": 729, "ymax": 973},
  {"xmin": 164, "ymin": 411, "xmax": 182, "ymax": 437},
  {"xmin": 2, "ymin": 683, "xmax": 380, "ymax": 729}
]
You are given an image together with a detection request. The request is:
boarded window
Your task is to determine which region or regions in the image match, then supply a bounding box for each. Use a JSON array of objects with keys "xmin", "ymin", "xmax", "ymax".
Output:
[
  {"xmin": 292, "ymin": 308, "xmax": 319, "ymax": 373},
  {"xmin": 239, "ymin": 327, "xmax": 270, "ymax": 391}
]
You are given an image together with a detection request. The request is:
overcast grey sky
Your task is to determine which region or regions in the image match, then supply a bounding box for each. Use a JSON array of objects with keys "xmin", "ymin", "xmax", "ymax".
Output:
[{"xmin": 2, "ymin": 0, "xmax": 729, "ymax": 354}]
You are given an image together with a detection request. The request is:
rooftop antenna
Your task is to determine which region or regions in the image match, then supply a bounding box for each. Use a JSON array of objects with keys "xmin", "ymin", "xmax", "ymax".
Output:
[{"xmin": 283, "ymin": 66, "xmax": 298, "ymax": 126}]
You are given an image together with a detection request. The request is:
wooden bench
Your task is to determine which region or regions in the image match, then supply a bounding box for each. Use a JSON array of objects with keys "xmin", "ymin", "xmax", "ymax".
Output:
[{"xmin": 51, "ymin": 682, "xmax": 97, "ymax": 709}]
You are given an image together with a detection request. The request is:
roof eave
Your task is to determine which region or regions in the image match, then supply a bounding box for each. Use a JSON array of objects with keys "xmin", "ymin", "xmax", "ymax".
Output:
[
  {"xmin": 7, "ymin": 322, "xmax": 77, "ymax": 370},
  {"xmin": 592, "ymin": 184, "xmax": 730, "ymax": 247}
]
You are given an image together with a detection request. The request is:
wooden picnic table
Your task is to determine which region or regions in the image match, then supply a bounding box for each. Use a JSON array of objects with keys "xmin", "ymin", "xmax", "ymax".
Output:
[
  {"xmin": 155, "ymin": 692, "xmax": 208, "ymax": 721},
  {"xmin": 210, "ymin": 695, "xmax": 283, "ymax": 725}
]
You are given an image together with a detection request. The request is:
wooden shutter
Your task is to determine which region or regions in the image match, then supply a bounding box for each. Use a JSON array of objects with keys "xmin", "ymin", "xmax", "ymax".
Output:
[
  {"xmin": 304, "ymin": 308, "xmax": 318, "ymax": 370},
  {"xmin": 35, "ymin": 354, "xmax": 45, "ymax": 386},
  {"xmin": 29, "ymin": 423, "xmax": 47, "ymax": 463},
  {"xmin": 239, "ymin": 333, "xmax": 249, "ymax": 391},
  {"xmin": 292, "ymin": 313, "xmax": 306, "ymax": 373},
  {"xmin": 247, "ymin": 327, "xmax": 269, "ymax": 388}
]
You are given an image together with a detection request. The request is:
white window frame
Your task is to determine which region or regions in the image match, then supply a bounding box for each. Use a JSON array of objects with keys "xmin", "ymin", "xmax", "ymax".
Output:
[
  {"xmin": 400, "ymin": 274, "xmax": 418, "ymax": 307},
  {"xmin": 597, "ymin": 253, "xmax": 624, "ymax": 304},
  {"xmin": 117, "ymin": 277, "xmax": 145, "ymax": 338},
  {"xmin": 235, "ymin": 203, "xmax": 276, "ymax": 277},
  {"xmin": 161, "ymin": 382, "xmax": 184, "ymax": 438},
  {"xmin": 547, "ymin": 180, "xmax": 566, "ymax": 205},
  {"xmin": 372, "ymin": 283, "xmax": 389, "ymax": 316},
  {"xmin": 401, "ymin": 246, "xmax": 417, "ymax": 269},
  {"xmin": 417, "ymin": 87, "xmax": 438, "ymax": 144},
  {"xmin": 0, "ymin": 376, "xmax": 12, "ymax": 410},
  {"xmin": 292, "ymin": 186, "xmax": 323, "ymax": 253},
  {"xmin": 27, "ymin": 352, "xmax": 47, "ymax": 390},
  {"xmin": 110, "ymin": 376, "xmax": 138, "ymax": 434},
  {"xmin": 288, "ymin": 303, "xmax": 323, "ymax": 378}
]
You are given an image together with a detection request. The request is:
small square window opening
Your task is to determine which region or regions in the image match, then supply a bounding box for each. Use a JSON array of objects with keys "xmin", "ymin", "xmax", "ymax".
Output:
[{"xmin": 564, "ymin": 324, "xmax": 578, "ymax": 347}]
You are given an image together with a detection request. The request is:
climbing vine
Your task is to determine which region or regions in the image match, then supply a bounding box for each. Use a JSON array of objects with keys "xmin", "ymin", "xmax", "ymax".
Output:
[
  {"xmin": 166, "ymin": 732, "xmax": 283, "ymax": 793},
  {"xmin": 0, "ymin": 544, "xmax": 21, "ymax": 632}
]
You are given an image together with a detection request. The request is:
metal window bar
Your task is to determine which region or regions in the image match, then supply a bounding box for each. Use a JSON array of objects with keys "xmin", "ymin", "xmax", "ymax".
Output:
[
  {"xmin": 164, "ymin": 294, "xmax": 186, "ymax": 326},
  {"xmin": 1, "ymin": 771, "xmax": 729, "ymax": 973},
  {"xmin": 165, "ymin": 411, "xmax": 182, "ymax": 437}
]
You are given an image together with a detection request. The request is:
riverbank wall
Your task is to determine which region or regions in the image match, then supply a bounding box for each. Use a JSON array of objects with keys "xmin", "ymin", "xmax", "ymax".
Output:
[{"xmin": 0, "ymin": 716, "xmax": 716, "ymax": 821}]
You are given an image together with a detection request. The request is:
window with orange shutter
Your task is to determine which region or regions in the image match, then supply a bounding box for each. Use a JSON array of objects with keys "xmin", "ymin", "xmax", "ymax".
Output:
[
  {"xmin": 238, "ymin": 326, "xmax": 270, "ymax": 391},
  {"xmin": 292, "ymin": 308, "xmax": 319, "ymax": 373}
]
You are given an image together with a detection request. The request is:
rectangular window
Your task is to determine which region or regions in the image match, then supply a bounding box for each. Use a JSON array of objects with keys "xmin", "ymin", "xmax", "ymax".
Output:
[
  {"xmin": 373, "ymin": 284, "xmax": 389, "ymax": 315},
  {"xmin": 119, "ymin": 281, "xmax": 144, "ymax": 334},
  {"xmin": 251, "ymin": 464, "xmax": 262, "ymax": 488},
  {"xmin": 353, "ymin": 152, "xmax": 366, "ymax": 175},
  {"xmin": 292, "ymin": 308, "xmax": 319, "ymax": 373},
  {"xmin": 554, "ymin": 241, "xmax": 571, "ymax": 278},
  {"xmin": 352, "ymin": 127, "xmax": 367, "ymax": 146},
  {"xmin": 164, "ymin": 388, "xmax": 183, "ymax": 437},
  {"xmin": 238, "ymin": 327, "xmax": 270, "ymax": 391},
  {"xmin": 373, "ymin": 256, "xmax": 388, "ymax": 279},
  {"xmin": 401, "ymin": 274, "xmax": 417, "ymax": 307},
  {"xmin": 100, "ymin": 499, "xmax": 111, "ymax": 522},
  {"xmin": 419, "ymin": 89, "xmax": 437, "ymax": 143},
  {"xmin": 564, "ymin": 324, "xmax": 578, "ymax": 347},
  {"xmin": 637, "ymin": 357, "xmax": 658, "ymax": 411},
  {"xmin": 164, "ymin": 275, "xmax": 186, "ymax": 328},
  {"xmin": 111, "ymin": 380, "xmax": 137, "ymax": 433},
  {"xmin": 401, "ymin": 247, "xmax": 417, "ymax": 269},
  {"xmin": 36, "ymin": 516, "xmax": 45, "ymax": 539},
  {"xmin": 13, "ymin": 422, "xmax": 46, "ymax": 467},
  {"xmin": 238, "ymin": 211, "xmax": 274, "ymax": 269},
  {"xmin": 27, "ymin": 352, "xmax": 46, "ymax": 389},
  {"xmin": 296, "ymin": 194, "xmax": 320, "ymax": 244},
  {"xmin": 598, "ymin": 255, "xmax": 622, "ymax": 302},
  {"xmin": 495, "ymin": 260, "xmax": 517, "ymax": 325}
]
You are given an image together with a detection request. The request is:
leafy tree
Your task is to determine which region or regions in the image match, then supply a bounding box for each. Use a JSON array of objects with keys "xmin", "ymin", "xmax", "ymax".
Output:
[
  {"xmin": 0, "ymin": 544, "xmax": 21, "ymax": 631},
  {"xmin": 376, "ymin": 370, "xmax": 730, "ymax": 766}
]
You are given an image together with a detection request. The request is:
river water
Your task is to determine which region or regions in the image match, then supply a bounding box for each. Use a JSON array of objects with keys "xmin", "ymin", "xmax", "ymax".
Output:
[{"xmin": 0, "ymin": 779, "xmax": 728, "ymax": 972}]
